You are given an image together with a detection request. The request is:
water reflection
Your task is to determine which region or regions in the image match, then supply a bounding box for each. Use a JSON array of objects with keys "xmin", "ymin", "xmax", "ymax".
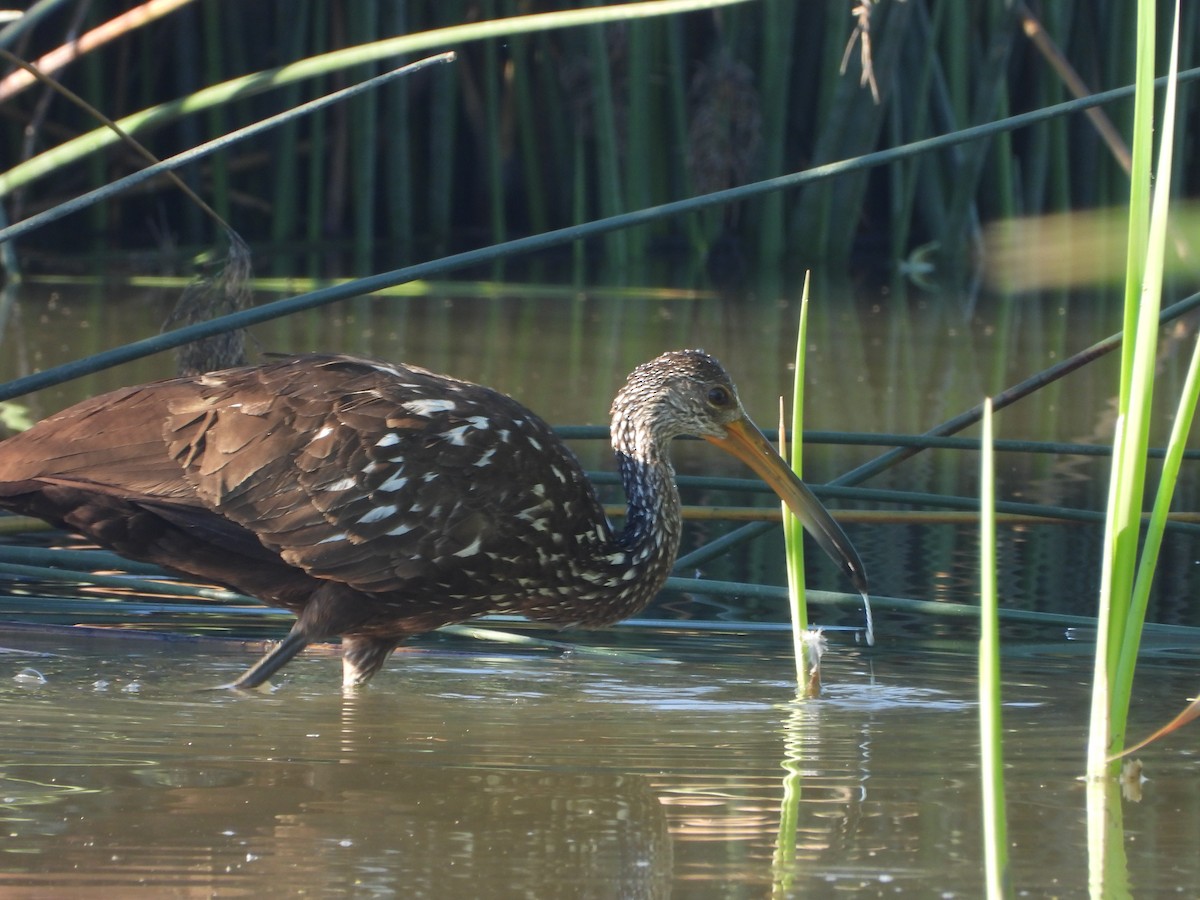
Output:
[
  {"xmin": 2, "ymin": 628, "xmax": 1197, "ymax": 896},
  {"xmin": 3, "ymin": 274, "xmax": 1200, "ymax": 895},
  {"xmin": 4, "ymin": 279, "xmax": 1199, "ymax": 625}
]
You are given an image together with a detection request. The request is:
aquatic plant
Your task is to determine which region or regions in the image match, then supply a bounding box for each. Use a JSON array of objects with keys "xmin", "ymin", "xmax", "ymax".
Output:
[
  {"xmin": 3, "ymin": 1, "xmax": 1197, "ymax": 276},
  {"xmin": 978, "ymin": 398, "xmax": 1010, "ymax": 899},
  {"xmin": 1087, "ymin": 0, "xmax": 1187, "ymax": 782}
]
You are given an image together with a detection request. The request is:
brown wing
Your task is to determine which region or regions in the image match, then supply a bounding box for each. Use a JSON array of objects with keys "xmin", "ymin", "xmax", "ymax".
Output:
[
  {"xmin": 163, "ymin": 355, "xmax": 609, "ymax": 597},
  {"xmin": 0, "ymin": 377, "xmax": 295, "ymax": 579},
  {"xmin": 0, "ymin": 383, "xmax": 204, "ymax": 504}
]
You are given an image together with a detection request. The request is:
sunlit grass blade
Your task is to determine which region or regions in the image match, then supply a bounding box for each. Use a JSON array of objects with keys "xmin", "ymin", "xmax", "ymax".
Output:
[
  {"xmin": 1088, "ymin": 412, "xmax": 1124, "ymax": 776},
  {"xmin": 978, "ymin": 398, "xmax": 1011, "ymax": 899},
  {"xmin": 781, "ymin": 274, "xmax": 868, "ymax": 692},
  {"xmin": 783, "ymin": 273, "xmax": 872, "ymax": 655},
  {"xmin": 1087, "ymin": 0, "xmax": 1183, "ymax": 779},
  {"xmin": 1111, "ymin": 328, "xmax": 1200, "ymax": 741},
  {"xmin": 781, "ymin": 274, "xmax": 811, "ymax": 691}
]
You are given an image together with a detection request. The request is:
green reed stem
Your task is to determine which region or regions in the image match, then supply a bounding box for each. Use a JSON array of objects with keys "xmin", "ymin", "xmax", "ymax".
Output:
[
  {"xmin": 978, "ymin": 398, "xmax": 1011, "ymax": 898},
  {"xmin": 1090, "ymin": 0, "xmax": 1184, "ymax": 776},
  {"xmin": 782, "ymin": 275, "xmax": 809, "ymax": 687}
]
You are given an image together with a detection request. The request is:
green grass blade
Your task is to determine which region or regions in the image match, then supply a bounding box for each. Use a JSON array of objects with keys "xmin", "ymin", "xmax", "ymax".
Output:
[
  {"xmin": 1088, "ymin": 412, "xmax": 1124, "ymax": 777},
  {"xmin": 1111, "ymin": 2, "xmax": 1186, "ymax": 751},
  {"xmin": 978, "ymin": 398, "xmax": 1011, "ymax": 898},
  {"xmin": 1118, "ymin": 0, "xmax": 1157, "ymax": 410},
  {"xmin": 782, "ymin": 273, "xmax": 810, "ymax": 688},
  {"xmin": 1115, "ymin": 335, "xmax": 1200, "ymax": 698},
  {"xmin": 1088, "ymin": 0, "xmax": 1182, "ymax": 779}
]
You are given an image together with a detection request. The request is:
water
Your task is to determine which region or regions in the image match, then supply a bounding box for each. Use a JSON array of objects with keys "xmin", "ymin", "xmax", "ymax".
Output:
[
  {"xmin": 2, "ymin": 277, "xmax": 1200, "ymax": 894},
  {"xmin": 6, "ymin": 278, "xmax": 1200, "ymax": 623},
  {"xmin": 1, "ymin": 626, "xmax": 1198, "ymax": 897}
]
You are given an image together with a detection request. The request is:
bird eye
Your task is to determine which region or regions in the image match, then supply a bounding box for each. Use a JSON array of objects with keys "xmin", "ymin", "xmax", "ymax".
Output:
[{"xmin": 707, "ymin": 386, "xmax": 731, "ymax": 407}]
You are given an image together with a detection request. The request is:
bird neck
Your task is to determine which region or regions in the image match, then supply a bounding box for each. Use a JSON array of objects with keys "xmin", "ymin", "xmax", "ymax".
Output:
[
  {"xmin": 607, "ymin": 411, "xmax": 683, "ymax": 594},
  {"xmin": 614, "ymin": 449, "xmax": 682, "ymax": 558}
]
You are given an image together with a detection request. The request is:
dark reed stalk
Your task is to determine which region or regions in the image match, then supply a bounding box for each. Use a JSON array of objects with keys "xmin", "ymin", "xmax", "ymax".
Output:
[
  {"xmin": 3, "ymin": 1, "xmax": 1198, "ymax": 271},
  {"xmin": 510, "ymin": 33, "xmax": 548, "ymax": 239},
  {"xmin": 349, "ymin": 1, "xmax": 381, "ymax": 275},
  {"xmin": 201, "ymin": 2, "xmax": 231, "ymax": 226},
  {"xmin": 888, "ymin": 0, "xmax": 944, "ymax": 263},
  {"xmin": 269, "ymin": 1, "xmax": 310, "ymax": 275},
  {"xmin": 624, "ymin": 18, "xmax": 653, "ymax": 222},
  {"xmin": 427, "ymin": 10, "xmax": 459, "ymax": 258},
  {"xmin": 940, "ymin": 1, "xmax": 1018, "ymax": 268},
  {"xmin": 794, "ymin": 0, "xmax": 914, "ymax": 263},
  {"xmin": 755, "ymin": 0, "xmax": 796, "ymax": 271},
  {"xmin": 479, "ymin": 0, "xmax": 508, "ymax": 248},
  {"xmin": 586, "ymin": 18, "xmax": 629, "ymax": 268},
  {"xmin": 383, "ymin": 3, "xmax": 414, "ymax": 264},
  {"xmin": 304, "ymin": 11, "xmax": 329, "ymax": 276}
]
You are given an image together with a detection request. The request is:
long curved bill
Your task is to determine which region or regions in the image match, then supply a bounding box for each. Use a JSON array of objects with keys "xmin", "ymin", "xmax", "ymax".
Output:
[{"xmin": 704, "ymin": 416, "xmax": 869, "ymax": 597}]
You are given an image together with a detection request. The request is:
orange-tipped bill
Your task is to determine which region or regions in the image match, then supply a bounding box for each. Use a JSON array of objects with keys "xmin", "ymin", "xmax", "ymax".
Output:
[{"xmin": 704, "ymin": 416, "xmax": 869, "ymax": 600}]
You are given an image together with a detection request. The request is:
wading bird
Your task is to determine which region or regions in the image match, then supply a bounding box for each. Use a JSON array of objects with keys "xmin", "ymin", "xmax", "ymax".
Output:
[{"xmin": 0, "ymin": 350, "xmax": 867, "ymax": 688}]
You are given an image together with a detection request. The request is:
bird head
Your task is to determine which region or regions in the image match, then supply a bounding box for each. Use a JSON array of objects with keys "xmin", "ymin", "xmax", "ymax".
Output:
[{"xmin": 612, "ymin": 349, "xmax": 869, "ymax": 597}]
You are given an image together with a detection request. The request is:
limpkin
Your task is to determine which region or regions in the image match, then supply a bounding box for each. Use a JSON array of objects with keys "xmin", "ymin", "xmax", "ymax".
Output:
[{"xmin": 0, "ymin": 350, "xmax": 867, "ymax": 688}]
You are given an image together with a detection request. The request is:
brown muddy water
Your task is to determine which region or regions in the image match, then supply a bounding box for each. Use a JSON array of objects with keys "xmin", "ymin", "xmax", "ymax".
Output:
[{"xmin": 1, "ymin": 277, "xmax": 1199, "ymax": 895}]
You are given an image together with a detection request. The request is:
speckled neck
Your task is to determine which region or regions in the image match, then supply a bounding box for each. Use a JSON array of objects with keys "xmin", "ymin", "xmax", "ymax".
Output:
[{"xmin": 606, "ymin": 395, "xmax": 684, "ymax": 600}]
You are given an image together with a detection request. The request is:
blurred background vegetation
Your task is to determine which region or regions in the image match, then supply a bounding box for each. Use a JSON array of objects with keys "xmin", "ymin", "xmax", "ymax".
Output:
[{"xmin": 0, "ymin": 0, "xmax": 1196, "ymax": 284}]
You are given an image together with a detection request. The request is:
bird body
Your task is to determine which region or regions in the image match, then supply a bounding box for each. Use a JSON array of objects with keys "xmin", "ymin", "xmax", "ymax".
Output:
[{"xmin": 0, "ymin": 350, "xmax": 866, "ymax": 688}]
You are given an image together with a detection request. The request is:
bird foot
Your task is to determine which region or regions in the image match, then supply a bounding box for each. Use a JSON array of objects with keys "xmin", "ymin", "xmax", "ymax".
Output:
[{"xmin": 203, "ymin": 677, "xmax": 278, "ymax": 693}]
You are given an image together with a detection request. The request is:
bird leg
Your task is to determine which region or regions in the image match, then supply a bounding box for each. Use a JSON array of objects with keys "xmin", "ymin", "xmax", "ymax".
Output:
[
  {"xmin": 219, "ymin": 624, "xmax": 311, "ymax": 691},
  {"xmin": 340, "ymin": 635, "xmax": 401, "ymax": 688},
  {"xmin": 219, "ymin": 582, "xmax": 392, "ymax": 690}
]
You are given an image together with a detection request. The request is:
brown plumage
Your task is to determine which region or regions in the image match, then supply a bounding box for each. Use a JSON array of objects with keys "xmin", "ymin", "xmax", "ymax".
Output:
[{"xmin": 0, "ymin": 350, "xmax": 867, "ymax": 688}]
